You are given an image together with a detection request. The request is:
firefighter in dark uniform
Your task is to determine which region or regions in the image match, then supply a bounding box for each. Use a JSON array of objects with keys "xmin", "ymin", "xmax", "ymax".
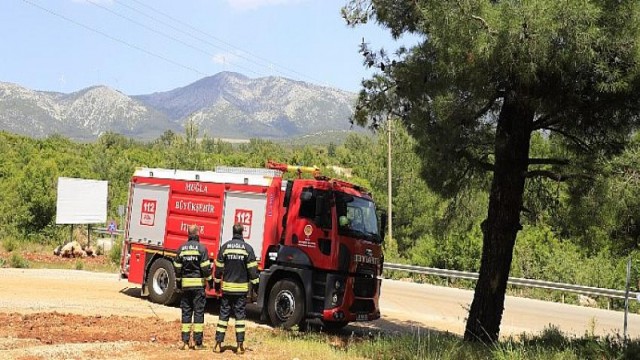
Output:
[
  {"xmin": 173, "ymin": 224, "xmax": 212, "ymax": 350},
  {"xmin": 213, "ymin": 223, "xmax": 259, "ymax": 354}
]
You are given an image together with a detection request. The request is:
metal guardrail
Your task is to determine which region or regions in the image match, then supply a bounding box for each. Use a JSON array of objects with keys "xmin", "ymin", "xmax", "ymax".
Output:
[
  {"xmin": 384, "ymin": 262, "xmax": 640, "ymax": 300},
  {"xmin": 93, "ymin": 227, "xmax": 124, "ymax": 236}
]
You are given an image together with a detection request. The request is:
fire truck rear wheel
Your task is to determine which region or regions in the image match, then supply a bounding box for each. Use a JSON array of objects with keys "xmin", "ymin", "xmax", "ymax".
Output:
[
  {"xmin": 147, "ymin": 258, "xmax": 180, "ymax": 305},
  {"xmin": 268, "ymin": 279, "xmax": 305, "ymax": 329}
]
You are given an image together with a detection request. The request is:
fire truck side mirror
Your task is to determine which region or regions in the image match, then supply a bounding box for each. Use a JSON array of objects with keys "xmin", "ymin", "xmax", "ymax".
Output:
[
  {"xmin": 378, "ymin": 210, "xmax": 388, "ymax": 242},
  {"xmin": 300, "ymin": 189, "xmax": 313, "ymax": 202}
]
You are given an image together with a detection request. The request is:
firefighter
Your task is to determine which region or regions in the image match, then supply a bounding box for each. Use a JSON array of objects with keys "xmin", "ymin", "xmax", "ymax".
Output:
[
  {"xmin": 173, "ymin": 224, "xmax": 212, "ymax": 350},
  {"xmin": 213, "ymin": 223, "xmax": 259, "ymax": 354}
]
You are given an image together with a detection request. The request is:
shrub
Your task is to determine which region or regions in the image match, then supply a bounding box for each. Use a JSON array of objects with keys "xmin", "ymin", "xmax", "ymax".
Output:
[
  {"xmin": 109, "ymin": 238, "xmax": 122, "ymax": 265},
  {"xmin": 75, "ymin": 260, "xmax": 84, "ymax": 270},
  {"xmin": 9, "ymin": 254, "xmax": 29, "ymax": 268},
  {"xmin": 2, "ymin": 237, "xmax": 18, "ymax": 252}
]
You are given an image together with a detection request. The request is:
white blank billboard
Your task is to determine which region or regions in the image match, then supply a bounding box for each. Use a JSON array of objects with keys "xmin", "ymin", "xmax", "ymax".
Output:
[{"xmin": 56, "ymin": 177, "xmax": 108, "ymax": 224}]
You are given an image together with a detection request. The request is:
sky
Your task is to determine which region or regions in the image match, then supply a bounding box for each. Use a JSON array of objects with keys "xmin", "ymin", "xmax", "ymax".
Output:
[{"xmin": 1, "ymin": 0, "xmax": 416, "ymax": 95}]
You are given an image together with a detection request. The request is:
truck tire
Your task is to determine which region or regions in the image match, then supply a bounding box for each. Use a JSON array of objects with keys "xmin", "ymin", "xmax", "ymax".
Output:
[
  {"xmin": 267, "ymin": 279, "xmax": 305, "ymax": 329},
  {"xmin": 147, "ymin": 258, "xmax": 180, "ymax": 305}
]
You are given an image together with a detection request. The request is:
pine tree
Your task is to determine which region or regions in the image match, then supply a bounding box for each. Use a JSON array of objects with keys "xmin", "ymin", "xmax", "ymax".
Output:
[{"xmin": 343, "ymin": 0, "xmax": 640, "ymax": 342}]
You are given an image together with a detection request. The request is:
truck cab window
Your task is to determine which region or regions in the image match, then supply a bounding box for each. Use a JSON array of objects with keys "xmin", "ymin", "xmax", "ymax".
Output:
[
  {"xmin": 335, "ymin": 191, "xmax": 381, "ymax": 243},
  {"xmin": 299, "ymin": 187, "xmax": 332, "ymax": 229}
]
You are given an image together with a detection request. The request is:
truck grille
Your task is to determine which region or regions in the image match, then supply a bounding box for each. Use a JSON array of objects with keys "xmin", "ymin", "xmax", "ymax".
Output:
[
  {"xmin": 349, "ymin": 299, "xmax": 375, "ymax": 313},
  {"xmin": 353, "ymin": 277, "xmax": 376, "ymax": 298}
]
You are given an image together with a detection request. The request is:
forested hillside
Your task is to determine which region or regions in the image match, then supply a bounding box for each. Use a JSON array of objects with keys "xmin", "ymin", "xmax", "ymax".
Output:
[{"xmin": 0, "ymin": 125, "xmax": 638, "ymax": 309}]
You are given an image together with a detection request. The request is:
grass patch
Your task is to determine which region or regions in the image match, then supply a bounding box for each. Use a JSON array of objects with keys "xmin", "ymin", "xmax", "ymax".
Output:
[
  {"xmin": 9, "ymin": 254, "xmax": 29, "ymax": 268},
  {"xmin": 75, "ymin": 260, "xmax": 84, "ymax": 270},
  {"xmin": 254, "ymin": 326, "xmax": 640, "ymax": 360},
  {"xmin": 2, "ymin": 237, "xmax": 18, "ymax": 252}
]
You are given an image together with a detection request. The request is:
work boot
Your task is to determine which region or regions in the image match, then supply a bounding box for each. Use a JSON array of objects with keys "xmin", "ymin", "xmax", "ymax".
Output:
[
  {"xmin": 213, "ymin": 341, "xmax": 223, "ymax": 353},
  {"xmin": 237, "ymin": 342, "xmax": 245, "ymax": 355},
  {"xmin": 194, "ymin": 344, "xmax": 205, "ymax": 351},
  {"xmin": 179, "ymin": 342, "xmax": 189, "ymax": 351}
]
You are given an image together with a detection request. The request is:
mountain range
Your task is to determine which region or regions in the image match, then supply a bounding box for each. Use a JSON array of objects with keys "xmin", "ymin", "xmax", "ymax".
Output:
[{"xmin": 0, "ymin": 72, "xmax": 358, "ymax": 141}]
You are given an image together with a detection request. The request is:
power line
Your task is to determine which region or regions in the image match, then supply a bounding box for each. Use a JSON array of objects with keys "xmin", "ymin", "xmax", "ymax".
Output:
[
  {"xmin": 20, "ymin": 0, "xmax": 207, "ymax": 77},
  {"xmin": 85, "ymin": 0, "xmax": 264, "ymax": 77},
  {"xmin": 124, "ymin": 0, "xmax": 328, "ymax": 86}
]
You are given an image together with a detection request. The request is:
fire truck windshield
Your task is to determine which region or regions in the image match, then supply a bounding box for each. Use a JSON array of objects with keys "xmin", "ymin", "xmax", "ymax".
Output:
[{"xmin": 335, "ymin": 192, "xmax": 381, "ymax": 243}]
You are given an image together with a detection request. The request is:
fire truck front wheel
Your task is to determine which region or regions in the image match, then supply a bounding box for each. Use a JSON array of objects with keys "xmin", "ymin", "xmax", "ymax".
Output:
[
  {"xmin": 268, "ymin": 279, "xmax": 305, "ymax": 329},
  {"xmin": 147, "ymin": 259, "xmax": 180, "ymax": 305}
]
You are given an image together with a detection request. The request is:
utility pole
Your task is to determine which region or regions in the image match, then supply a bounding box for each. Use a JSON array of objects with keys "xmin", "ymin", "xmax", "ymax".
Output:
[{"xmin": 387, "ymin": 118, "xmax": 393, "ymax": 244}]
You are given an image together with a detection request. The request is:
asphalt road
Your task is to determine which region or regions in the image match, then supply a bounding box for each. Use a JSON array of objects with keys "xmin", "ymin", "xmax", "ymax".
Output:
[
  {"xmin": 0, "ymin": 268, "xmax": 639, "ymax": 339},
  {"xmin": 379, "ymin": 279, "xmax": 640, "ymax": 338}
]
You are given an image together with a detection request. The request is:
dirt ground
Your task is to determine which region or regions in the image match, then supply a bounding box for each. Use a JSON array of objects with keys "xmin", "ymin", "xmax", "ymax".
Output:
[
  {"xmin": 0, "ymin": 263, "xmax": 384, "ymax": 360},
  {"xmin": 0, "ymin": 312, "xmax": 261, "ymax": 360}
]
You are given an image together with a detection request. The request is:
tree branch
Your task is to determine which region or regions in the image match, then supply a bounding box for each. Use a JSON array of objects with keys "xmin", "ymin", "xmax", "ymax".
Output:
[
  {"xmin": 471, "ymin": 15, "xmax": 496, "ymax": 34},
  {"xmin": 531, "ymin": 113, "xmax": 560, "ymax": 130},
  {"xmin": 528, "ymin": 158, "xmax": 570, "ymax": 166},
  {"xmin": 525, "ymin": 170, "xmax": 592, "ymax": 181},
  {"xmin": 543, "ymin": 127, "xmax": 592, "ymax": 152},
  {"xmin": 471, "ymin": 95, "xmax": 500, "ymax": 121},
  {"xmin": 460, "ymin": 149, "xmax": 494, "ymax": 172}
]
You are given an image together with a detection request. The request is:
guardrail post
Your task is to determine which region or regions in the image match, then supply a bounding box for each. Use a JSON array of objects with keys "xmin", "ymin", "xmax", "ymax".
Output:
[{"xmin": 624, "ymin": 256, "xmax": 631, "ymax": 344}]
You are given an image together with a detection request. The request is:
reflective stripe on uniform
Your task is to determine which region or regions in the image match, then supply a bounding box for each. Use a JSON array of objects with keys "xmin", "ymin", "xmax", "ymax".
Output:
[
  {"xmin": 206, "ymin": 275, "xmax": 213, "ymax": 281},
  {"xmin": 193, "ymin": 323, "xmax": 204, "ymax": 332},
  {"xmin": 181, "ymin": 323, "xmax": 191, "ymax": 332},
  {"xmin": 247, "ymin": 261, "xmax": 257, "ymax": 268},
  {"xmin": 200, "ymin": 260, "xmax": 211, "ymax": 268},
  {"xmin": 235, "ymin": 319, "xmax": 246, "ymax": 333},
  {"xmin": 173, "ymin": 262, "xmax": 182, "ymax": 268},
  {"xmin": 222, "ymin": 281, "xmax": 249, "ymax": 292},
  {"xmin": 180, "ymin": 250, "xmax": 201, "ymax": 256},
  {"xmin": 223, "ymin": 249, "xmax": 248, "ymax": 256},
  {"xmin": 182, "ymin": 278, "xmax": 205, "ymax": 287},
  {"xmin": 250, "ymin": 278, "xmax": 259, "ymax": 285},
  {"xmin": 215, "ymin": 260, "xmax": 224, "ymax": 267},
  {"xmin": 216, "ymin": 319, "xmax": 228, "ymax": 333},
  {"xmin": 214, "ymin": 278, "xmax": 221, "ymax": 283}
]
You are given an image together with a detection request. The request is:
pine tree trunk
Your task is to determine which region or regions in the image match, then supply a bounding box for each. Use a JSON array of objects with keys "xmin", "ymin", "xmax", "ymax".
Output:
[{"xmin": 464, "ymin": 93, "xmax": 534, "ymax": 343}]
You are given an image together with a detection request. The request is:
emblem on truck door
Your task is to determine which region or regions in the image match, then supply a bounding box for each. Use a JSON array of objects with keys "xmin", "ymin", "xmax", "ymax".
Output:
[
  {"xmin": 365, "ymin": 248, "xmax": 373, "ymax": 257},
  {"xmin": 304, "ymin": 225, "xmax": 313, "ymax": 236}
]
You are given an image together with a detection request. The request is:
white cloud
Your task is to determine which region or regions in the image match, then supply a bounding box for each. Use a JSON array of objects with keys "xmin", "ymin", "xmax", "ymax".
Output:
[{"xmin": 226, "ymin": 0, "xmax": 304, "ymax": 11}]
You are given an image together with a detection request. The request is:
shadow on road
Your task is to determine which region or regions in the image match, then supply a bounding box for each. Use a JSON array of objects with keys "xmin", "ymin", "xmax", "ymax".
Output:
[
  {"xmin": 118, "ymin": 286, "xmax": 455, "ymax": 338},
  {"xmin": 315, "ymin": 317, "xmax": 460, "ymax": 339}
]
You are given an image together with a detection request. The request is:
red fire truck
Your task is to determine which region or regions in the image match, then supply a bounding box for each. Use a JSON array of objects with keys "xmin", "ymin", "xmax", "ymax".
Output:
[{"xmin": 120, "ymin": 161, "xmax": 384, "ymax": 329}]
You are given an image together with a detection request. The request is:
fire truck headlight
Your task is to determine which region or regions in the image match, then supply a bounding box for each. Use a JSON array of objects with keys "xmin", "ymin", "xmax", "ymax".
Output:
[
  {"xmin": 334, "ymin": 280, "xmax": 342, "ymax": 290},
  {"xmin": 332, "ymin": 293, "xmax": 338, "ymax": 305}
]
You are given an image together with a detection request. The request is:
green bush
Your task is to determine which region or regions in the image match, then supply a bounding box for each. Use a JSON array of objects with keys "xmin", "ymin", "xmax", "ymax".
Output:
[
  {"xmin": 109, "ymin": 238, "xmax": 122, "ymax": 265},
  {"xmin": 2, "ymin": 237, "xmax": 18, "ymax": 252},
  {"xmin": 9, "ymin": 254, "xmax": 29, "ymax": 268},
  {"xmin": 75, "ymin": 260, "xmax": 84, "ymax": 270},
  {"xmin": 0, "ymin": 257, "xmax": 5, "ymax": 267}
]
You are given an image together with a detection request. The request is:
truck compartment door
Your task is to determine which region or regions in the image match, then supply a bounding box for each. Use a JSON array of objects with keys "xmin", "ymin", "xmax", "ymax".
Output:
[
  {"xmin": 128, "ymin": 183, "xmax": 170, "ymax": 246},
  {"xmin": 221, "ymin": 192, "xmax": 267, "ymax": 260}
]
